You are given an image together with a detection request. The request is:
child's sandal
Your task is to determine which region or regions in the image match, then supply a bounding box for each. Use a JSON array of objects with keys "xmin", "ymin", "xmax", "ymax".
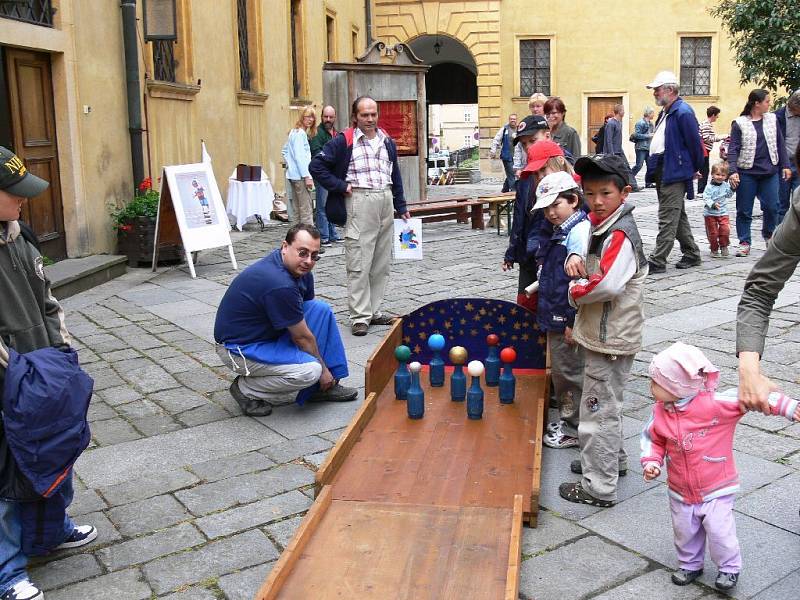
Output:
[{"xmin": 558, "ymin": 482, "xmax": 614, "ymax": 507}]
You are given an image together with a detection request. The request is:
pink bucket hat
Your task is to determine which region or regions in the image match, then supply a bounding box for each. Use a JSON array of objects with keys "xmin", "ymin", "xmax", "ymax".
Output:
[{"xmin": 648, "ymin": 342, "xmax": 720, "ymax": 398}]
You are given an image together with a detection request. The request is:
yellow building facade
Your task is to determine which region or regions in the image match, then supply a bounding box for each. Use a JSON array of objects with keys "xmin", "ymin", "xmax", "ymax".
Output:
[
  {"xmin": 1, "ymin": 0, "xmax": 755, "ymax": 258},
  {"xmin": 374, "ymin": 0, "xmax": 751, "ymax": 165},
  {"xmin": 0, "ymin": 0, "xmax": 366, "ymax": 257}
]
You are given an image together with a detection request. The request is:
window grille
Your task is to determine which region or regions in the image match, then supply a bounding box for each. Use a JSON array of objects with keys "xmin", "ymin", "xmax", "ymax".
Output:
[
  {"xmin": 0, "ymin": 0, "xmax": 54, "ymax": 27},
  {"xmin": 680, "ymin": 37, "xmax": 711, "ymax": 96},
  {"xmin": 237, "ymin": 0, "xmax": 251, "ymax": 90},
  {"xmin": 520, "ymin": 40, "xmax": 550, "ymax": 97},
  {"xmin": 153, "ymin": 39, "xmax": 177, "ymax": 83}
]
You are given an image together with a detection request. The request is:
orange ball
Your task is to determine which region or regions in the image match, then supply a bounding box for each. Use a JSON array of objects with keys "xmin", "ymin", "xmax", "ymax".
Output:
[
  {"xmin": 486, "ymin": 334, "xmax": 499, "ymax": 346},
  {"xmin": 500, "ymin": 347, "xmax": 517, "ymax": 363}
]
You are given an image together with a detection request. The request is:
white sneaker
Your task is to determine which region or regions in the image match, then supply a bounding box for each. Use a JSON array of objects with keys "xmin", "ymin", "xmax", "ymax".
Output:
[
  {"xmin": 55, "ymin": 524, "xmax": 97, "ymax": 550},
  {"xmin": 1, "ymin": 580, "xmax": 43, "ymax": 600}
]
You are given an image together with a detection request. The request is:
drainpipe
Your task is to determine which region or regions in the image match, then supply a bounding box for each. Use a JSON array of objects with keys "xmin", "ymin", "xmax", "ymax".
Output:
[
  {"xmin": 365, "ymin": 0, "xmax": 373, "ymax": 45},
  {"xmin": 121, "ymin": 0, "xmax": 145, "ymax": 188}
]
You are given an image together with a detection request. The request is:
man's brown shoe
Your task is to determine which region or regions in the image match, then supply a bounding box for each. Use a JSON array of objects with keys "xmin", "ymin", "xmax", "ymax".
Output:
[
  {"xmin": 370, "ymin": 314, "xmax": 397, "ymax": 325},
  {"xmin": 351, "ymin": 322, "xmax": 369, "ymax": 336}
]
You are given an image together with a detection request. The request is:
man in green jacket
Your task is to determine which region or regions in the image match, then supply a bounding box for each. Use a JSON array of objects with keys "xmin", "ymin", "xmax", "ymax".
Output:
[{"xmin": 310, "ymin": 105, "xmax": 340, "ymax": 245}]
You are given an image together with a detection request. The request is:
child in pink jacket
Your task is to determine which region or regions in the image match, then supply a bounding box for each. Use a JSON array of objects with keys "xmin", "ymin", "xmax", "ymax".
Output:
[{"xmin": 640, "ymin": 342, "xmax": 800, "ymax": 592}]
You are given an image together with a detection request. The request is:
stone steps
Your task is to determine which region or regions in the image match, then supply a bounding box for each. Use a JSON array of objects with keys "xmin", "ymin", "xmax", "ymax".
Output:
[{"xmin": 45, "ymin": 254, "xmax": 128, "ymax": 300}]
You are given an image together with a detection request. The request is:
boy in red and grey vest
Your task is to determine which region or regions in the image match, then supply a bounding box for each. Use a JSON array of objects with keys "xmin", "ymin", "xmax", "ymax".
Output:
[{"xmin": 557, "ymin": 154, "xmax": 647, "ymax": 509}]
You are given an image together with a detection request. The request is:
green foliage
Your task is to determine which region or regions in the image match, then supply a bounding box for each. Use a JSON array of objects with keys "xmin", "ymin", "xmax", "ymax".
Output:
[
  {"xmin": 110, "ymin": 177, "xmax": 159, "ymax": 231},
  {"xmin": 710, "ymin": 0, "xmax": 800, "ymax": 103}
]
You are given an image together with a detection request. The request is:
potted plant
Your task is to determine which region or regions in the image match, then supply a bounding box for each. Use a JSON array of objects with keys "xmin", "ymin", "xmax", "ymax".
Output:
[{"xmin": 112, "ymin": 177, "xmax": 183, "ymax": 267}]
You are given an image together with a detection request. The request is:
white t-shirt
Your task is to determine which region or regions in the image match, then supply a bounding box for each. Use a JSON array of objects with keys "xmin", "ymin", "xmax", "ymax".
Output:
[{"xmin": 650, "ymin": 113, "xmax": 668, "ymax": 155}]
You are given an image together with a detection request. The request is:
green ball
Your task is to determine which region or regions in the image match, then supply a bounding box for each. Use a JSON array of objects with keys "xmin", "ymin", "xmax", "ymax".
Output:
[{"xmin": 395, "ymin": 345, "xmax": 411, "ymax": 362}]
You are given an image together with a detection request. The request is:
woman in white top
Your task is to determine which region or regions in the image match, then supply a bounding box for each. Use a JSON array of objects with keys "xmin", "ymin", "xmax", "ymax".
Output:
[
  {"xmin": 282, "ymin": 107, "xmax": 318, "ymax": 227},
  {"xmin": 725, "ymin": 89, "xmax": 791, "ymax": 256}
]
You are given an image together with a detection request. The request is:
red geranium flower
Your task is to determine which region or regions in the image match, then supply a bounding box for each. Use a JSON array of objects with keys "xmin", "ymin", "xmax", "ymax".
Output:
[{"xmin": 138, "ymin": 177, "xmax": 152, "ymax": 192}]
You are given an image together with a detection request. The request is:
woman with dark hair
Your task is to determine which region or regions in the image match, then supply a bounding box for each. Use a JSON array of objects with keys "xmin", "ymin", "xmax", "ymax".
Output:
[
  {"xmin": 544, "ymin": 97, "xmax": 581, "ymax": 160},
  {"xmin": 726, "ymin": 89, "xmax": 792, "ymax": 256}
]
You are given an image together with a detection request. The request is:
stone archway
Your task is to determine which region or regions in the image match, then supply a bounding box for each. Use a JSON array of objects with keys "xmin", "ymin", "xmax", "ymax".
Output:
[{"xmin": 373, "ymin": 0, "xmax": 501, "ymax": 157}]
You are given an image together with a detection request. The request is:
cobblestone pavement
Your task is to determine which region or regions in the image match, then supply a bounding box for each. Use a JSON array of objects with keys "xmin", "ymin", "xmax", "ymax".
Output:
[{"xmin": 37, "ymin": 183, "xmax": 800, "ymax": 598}]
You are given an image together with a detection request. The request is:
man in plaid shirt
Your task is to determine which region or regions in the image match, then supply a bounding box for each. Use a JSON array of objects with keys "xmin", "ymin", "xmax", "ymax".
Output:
[{"xmin": 310, "ymin": 96, "xmax": 410, "ymax": 336}]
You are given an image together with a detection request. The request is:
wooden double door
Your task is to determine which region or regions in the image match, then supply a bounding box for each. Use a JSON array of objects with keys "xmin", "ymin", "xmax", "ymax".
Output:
[
  {"xmin": 587, "ymin": 96, "xmax": 623, "ymax": 154},
  {"xmin": 2, "ymin": 47, "xmax": 66, "ymax": 260}
]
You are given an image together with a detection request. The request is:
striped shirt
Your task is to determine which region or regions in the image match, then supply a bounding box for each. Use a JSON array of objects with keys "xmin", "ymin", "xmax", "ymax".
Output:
[
  {"xmin": 346, "ymin": 128, "xmax": 393, "ymax": 189},
  {"xmin": 699, "ymin": 119, "xmax": 718, "ymax": 152}
]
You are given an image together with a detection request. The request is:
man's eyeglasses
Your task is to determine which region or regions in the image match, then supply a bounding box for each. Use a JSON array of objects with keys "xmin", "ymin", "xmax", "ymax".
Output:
[{"xmin": 296, "ymin": 248, "xmax": 321, "ymax": 261}]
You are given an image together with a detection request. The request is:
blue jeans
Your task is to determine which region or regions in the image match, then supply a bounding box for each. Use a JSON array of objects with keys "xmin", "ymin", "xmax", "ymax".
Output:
[
  {"xmin": 313, "ymin": 180, "xmax": 338, "ymax": 242},
  {"xmin": 631, "ymin": 149, "xmax": 649, "ymax": 178},
  {"xmin": 0, "ymin": 500, "xmax": 27, "ymax": 594},
  {"xmin": 735, "ymin": 171, "xmax": 780, "ymax": 245},
  {"xmin": 501, "ymin": 159, "xmax": 516, "ymax": 193},
  {"xmin": 778, "ymin": 168, "xmax": 799, "ymax": 223}
]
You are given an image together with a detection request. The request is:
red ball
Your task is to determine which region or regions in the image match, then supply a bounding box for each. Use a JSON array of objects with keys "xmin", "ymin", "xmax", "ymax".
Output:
[
  {"xmin": 500, "ymin": 347, "xmax": 517, "ymax": 363},
  {"xmin": 486, "ymin": 334, "xmax": 499, "ymax": 346}
]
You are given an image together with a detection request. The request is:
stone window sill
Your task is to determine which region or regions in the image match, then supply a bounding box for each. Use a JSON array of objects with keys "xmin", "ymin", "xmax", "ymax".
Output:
[
  {"xmin": 290, "ymin": 98, "xmax": 313, "ymax": 107},
  {"xmin": 146, "ymin": 80, "xmax": 201, "ymax": 101},
  {"xmin": 237, "ymin": 90, "xmax": 269, "ymax": 106}
]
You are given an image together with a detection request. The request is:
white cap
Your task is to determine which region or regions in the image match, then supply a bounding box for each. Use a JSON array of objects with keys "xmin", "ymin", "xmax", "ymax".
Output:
[
  {"xmin": 646, "ymin": 70, "xmax": 679, "ymax": 89},
  {"xmin": 532, "ymin": 171, "xmax": 580, "ymax": 211}
]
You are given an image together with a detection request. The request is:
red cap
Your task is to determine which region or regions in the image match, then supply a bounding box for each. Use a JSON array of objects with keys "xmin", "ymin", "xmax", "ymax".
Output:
[{"xmin": 520, "ymin": 140, "xmax": 564, "ymax": 179}]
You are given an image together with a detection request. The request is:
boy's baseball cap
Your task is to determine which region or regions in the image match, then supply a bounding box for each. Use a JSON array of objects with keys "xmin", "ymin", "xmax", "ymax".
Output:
[
  {"xmin": 513, "ymin": 115, "xmax": 549, "ymax": 145},
  {"xmin": 520, "ymin": 140, "xmax": 564, "ymax": 178},
  {"xmin": 646, "ymin": 70, "xmax": 678, "ymax": 89},
  {"xmin": 574, "ymin": 154, "xmax": 634, "ymax": 187},
  {"xmin": 533, "ymin": 171, "xmax": 580, "ymax": 211},
  {"xmin": 0, "ymin": 146, "xmax": 49, "ymax": 198}
]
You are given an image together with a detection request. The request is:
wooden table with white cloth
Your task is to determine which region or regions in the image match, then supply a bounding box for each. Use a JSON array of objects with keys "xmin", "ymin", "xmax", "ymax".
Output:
[{"xmin": 226, "ymin": 169, "xmax": 274, "ymax": 231}]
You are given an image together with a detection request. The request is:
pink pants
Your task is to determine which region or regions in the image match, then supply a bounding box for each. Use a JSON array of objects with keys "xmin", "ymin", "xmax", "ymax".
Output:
[{"xmin": 669, "ymin": 494, "xmax": 741, "ymax": 573}]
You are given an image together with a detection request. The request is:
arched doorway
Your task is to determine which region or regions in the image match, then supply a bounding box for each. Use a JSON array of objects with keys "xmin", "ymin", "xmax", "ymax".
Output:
[{"xmin": 408, "ymin": 35, "xmax": 478, "ymax": 162}]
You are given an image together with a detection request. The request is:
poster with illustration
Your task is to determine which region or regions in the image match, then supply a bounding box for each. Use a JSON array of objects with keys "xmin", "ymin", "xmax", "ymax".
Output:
[
  {"xmin": 175, "ymin": 172, "xmax": 219, "ymax": 228},
  {"xmin": 393, "ymin": 218, "xmax": 423, "ymax": 260},
  {"xmin": 154, "ymin": 162, "xmax": 237, "ymax": 278}
]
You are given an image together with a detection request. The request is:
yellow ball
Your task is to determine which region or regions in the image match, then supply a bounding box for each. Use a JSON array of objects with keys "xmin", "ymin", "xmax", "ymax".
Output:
[{"xmin": 449, "ymin": 346, "xmax": 468, "ymax": 365}]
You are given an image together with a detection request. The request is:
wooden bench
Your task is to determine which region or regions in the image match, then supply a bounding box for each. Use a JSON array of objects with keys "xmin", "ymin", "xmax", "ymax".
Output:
[
  {"xmin": 480, "ymin": 193, "xmax": 516, "ymax": 235},
  {"xmin": 408, "ymin": 197, "xmax": 487, "ymax": 229}
]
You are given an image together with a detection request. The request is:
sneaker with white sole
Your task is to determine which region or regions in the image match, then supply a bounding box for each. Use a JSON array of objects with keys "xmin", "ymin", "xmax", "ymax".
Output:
[
  {"xmin": 55, "ymin": 524, "xmax": 97, "ymax": 550},
  {"xmin": 720, "ymin": 246, "xmax": 730, "ymax": 258},
  {"xmin": 735, "ymin": 243, "xmax": 750, "ymax": 257},
  {"xmin": 546, "ymin": 420, "xmax": 565, "ymax": 435},
  {"xmin": 1, "ymin": 580, "xmax": 43, "ymax": 600},
  {"xmin": 543, "ymin": 430, "xmax": 579, "ymax": 448}
]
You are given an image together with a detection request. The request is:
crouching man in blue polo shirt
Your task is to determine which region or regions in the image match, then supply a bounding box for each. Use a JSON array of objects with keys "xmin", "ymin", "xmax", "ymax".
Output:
[{"xmin": 214, "ymin": 224, "xmax": 358, "ymax": 416}]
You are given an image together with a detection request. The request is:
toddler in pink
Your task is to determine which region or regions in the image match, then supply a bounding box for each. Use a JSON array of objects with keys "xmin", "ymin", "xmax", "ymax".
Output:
[{"xmin": 640, "ymin": 342, "xmax": 800, "ymax": 591}]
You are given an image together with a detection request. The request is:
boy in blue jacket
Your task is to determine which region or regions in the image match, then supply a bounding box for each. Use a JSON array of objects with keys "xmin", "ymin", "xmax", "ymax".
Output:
[
  {"xmin": 533, "ymin": 172, "xmax": 591, "ymax": 449},
  {"xmin": 0, "ymin": 147, "xmax": 95, "ymax": 600}
]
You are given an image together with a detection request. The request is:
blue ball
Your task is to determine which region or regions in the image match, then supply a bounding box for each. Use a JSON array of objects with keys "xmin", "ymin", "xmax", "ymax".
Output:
[{"xmin": 428, "ymin": 333, "xmax": 446, "ymax": 351}]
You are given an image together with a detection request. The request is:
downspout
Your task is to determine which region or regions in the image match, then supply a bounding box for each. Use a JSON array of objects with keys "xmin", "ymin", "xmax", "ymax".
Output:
[
  {"xmin": 365, "ymin": 0, "xmax": 373, "ymax": 45},
  {"xmin": 121, "ymin": 0, "xmax": 145, "ymax": 188}
]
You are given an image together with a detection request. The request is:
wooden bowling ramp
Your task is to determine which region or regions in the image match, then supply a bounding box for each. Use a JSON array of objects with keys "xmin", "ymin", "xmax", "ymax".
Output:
[{"xmin": 256, "ymin": 299, "xmax": 548, "ymax": 600}]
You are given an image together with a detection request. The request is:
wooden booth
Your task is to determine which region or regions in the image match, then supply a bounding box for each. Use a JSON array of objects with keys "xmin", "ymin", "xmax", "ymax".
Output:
[
  {"xmin": 322, "ymin": 41, "xmax": 429, "ymax": 203},
  {"xmin": 256, "ymin": 298, "xmax": 549, "ymax": 599}
]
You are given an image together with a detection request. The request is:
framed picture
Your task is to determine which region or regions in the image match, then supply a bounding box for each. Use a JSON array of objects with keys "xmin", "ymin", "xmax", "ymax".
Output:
[{"xmin": 377, "ymin": 100, "xmax": 418, "ymax": 156}]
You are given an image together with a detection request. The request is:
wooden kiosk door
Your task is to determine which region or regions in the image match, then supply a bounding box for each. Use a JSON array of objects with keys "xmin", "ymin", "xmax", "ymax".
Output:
[
  {"xmin": 5, "ymin": 48, "xmax": 66, "ymax": 260},
  {"xmin": 587, "ymin": 96, "xmax": 622, "ymax": 154}
]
